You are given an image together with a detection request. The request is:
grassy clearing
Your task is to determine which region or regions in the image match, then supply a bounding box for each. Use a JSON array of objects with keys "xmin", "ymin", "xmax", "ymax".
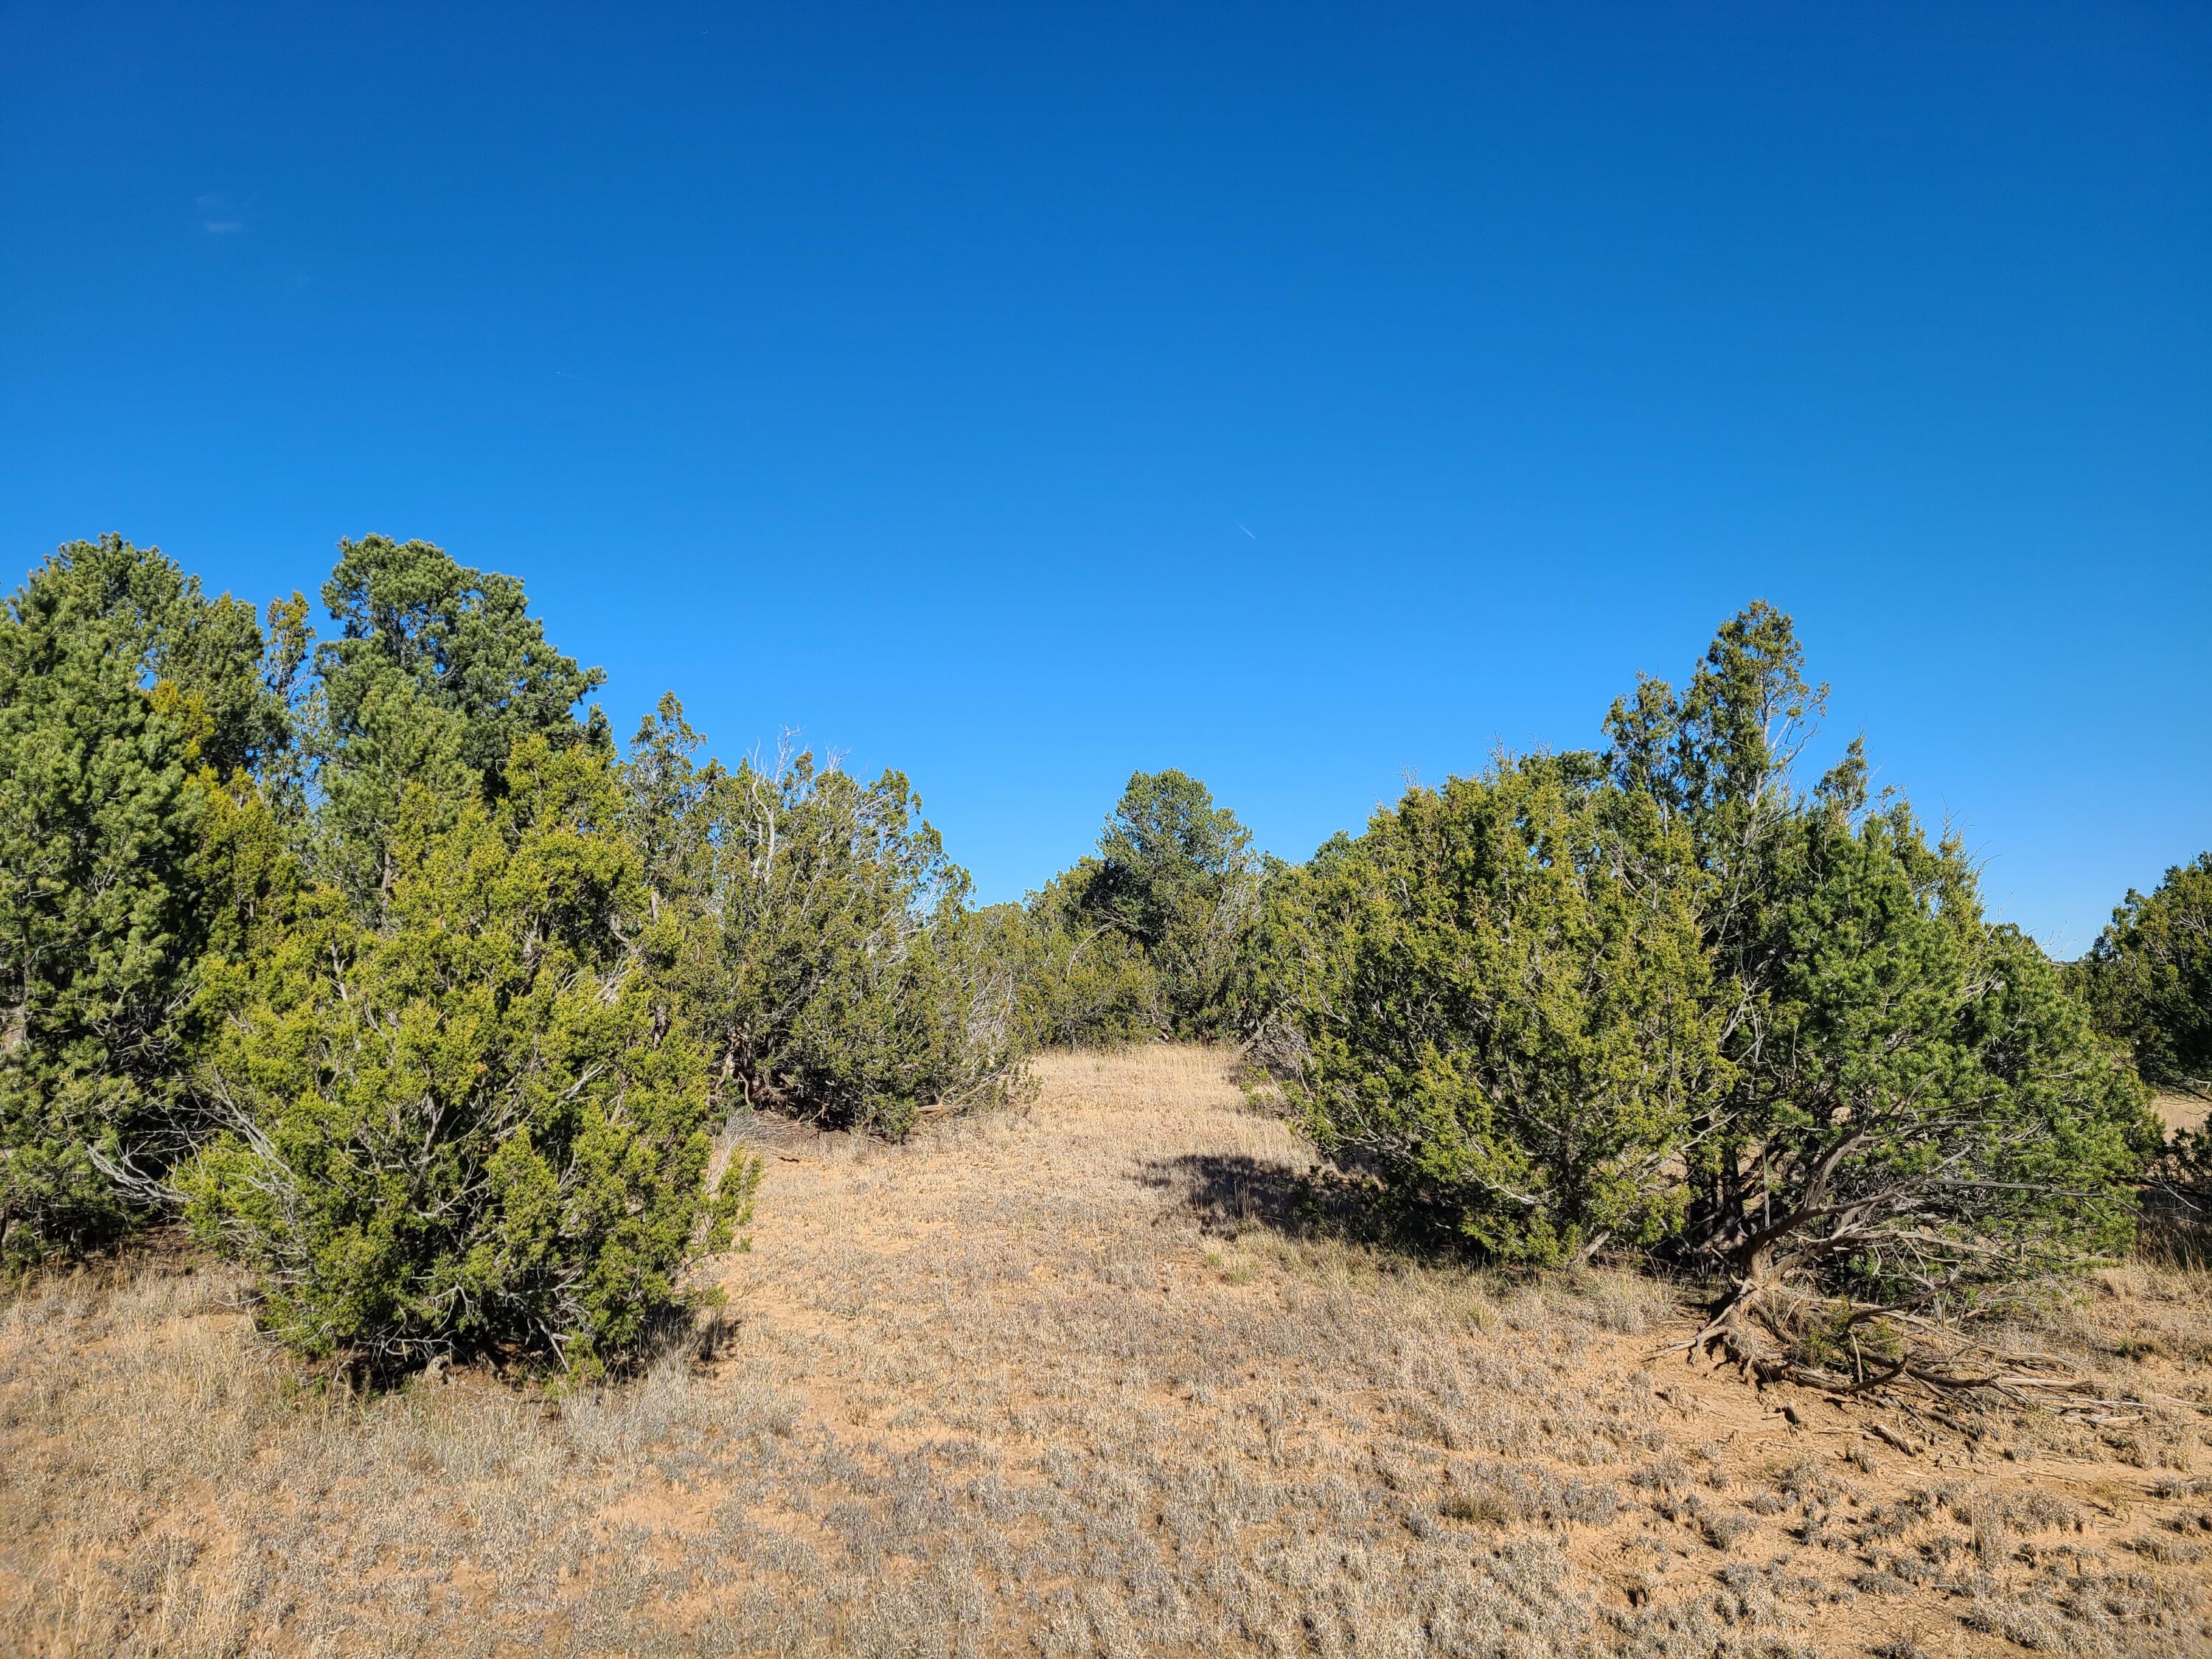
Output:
[{"xmin": 3, "ymin": 1046, "xmax": 2209, "ymax": 1657}]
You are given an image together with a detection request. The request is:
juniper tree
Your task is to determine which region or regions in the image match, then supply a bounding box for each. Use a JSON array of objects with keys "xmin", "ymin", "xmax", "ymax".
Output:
[
  {"xmin": 1682, "ymin": 789, "xmax": 2152, "ymax": 1376},
  {"xmin": 1257, "ymin": 602, "xmax": 2154, "ymax": 1382},
  {"xmin": 995, "ymin": 874, "xmax": 1165, "ymax": 1051},
  {"xmin": 1273, "ymin": 753, "xmax": 1728, "ymax": 1261},
  {"xmin": 309, "ymin": 535, "xmax": 606, "ymax": 897},
  {"xmin": 621, "ymin": 703, "xmax": 1024, "ymax": 1138},
  {"xmin": 178, "ymin": 738, "xmax": 755, "ymax": 1373}
]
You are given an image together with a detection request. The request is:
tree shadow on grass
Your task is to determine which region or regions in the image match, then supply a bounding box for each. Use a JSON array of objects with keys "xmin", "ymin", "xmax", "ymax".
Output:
[
  {"xmin": 1135, "ymin": 1154, "xmax": 1310, "ymax": 1239},
  {"xmin": 1134, "ymin": 1152, "xmax": 1450, "ymax": 1251}
]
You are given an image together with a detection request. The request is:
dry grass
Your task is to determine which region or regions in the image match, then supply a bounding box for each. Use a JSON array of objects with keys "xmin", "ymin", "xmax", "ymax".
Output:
[
  {"xmin": 3, "ymin": 1046, "xmax": 2209, "ymax": 1657},
  {"xmin": 2152, "ymin": 1091, "xmax": 2208, "ymax": 1137}
]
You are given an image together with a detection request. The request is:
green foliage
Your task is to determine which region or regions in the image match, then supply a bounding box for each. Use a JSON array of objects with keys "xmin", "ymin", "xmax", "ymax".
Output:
[
  {"xmin": 1714, "ymin": 800, "xmax": 2152, "ymax": 1310},
  {"xmin": 4, "ymin": 518, "xmax": 2161, "ymax": 1390},
  {"xmin": 309, "ymin": 535, "xmax": 606, "ymax": 896},
  {"xmin": 623, "ymin": 701, "xmax": 1024, "ymax": 1138},
  {"xmin": 1258, "ymin": 603, "xmax": 2153, "ymax": 1353},
  {"xmin": 1607, "ymin": 610, "xmax": 2152, "ymax": 1317},
  {"xmin": 992, "ymin": 874, "xmax": 1165, "ymax": 1051},
  {"xmin": 0, "ymin": 538, "xmax": 286, "ymax": 1262},
  {"xmin": 1016, "ymin": 768, "xmax": 1260, "ymax": 1045},
  {"xmin": 1270, "ymin": 754, "xmax": 1727, "ymax": 1262},
  {"xmin": 1085, "ymin": 768, "xmax": 1261, "ymax": 1037},
  {"xmin": 180, "ymin": 739, "xmax": 754, "ymax": 1373},
  {"xmin": 4, "ymin": 530, "xmax": 1036, "ymax": 1374},
  {"xmin": 1088, "ymin": 770, "xmax": 1253, "ymax": 945},
  {"xmin": 2079, "ymin": 853, "xmax": 2212, "ymax": 1094}
]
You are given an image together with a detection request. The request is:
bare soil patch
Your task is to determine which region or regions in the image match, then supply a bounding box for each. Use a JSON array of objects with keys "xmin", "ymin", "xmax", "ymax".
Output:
[{"xmin": 3, "ymin": 1046, "xmax": 2208, "ymax": 1656}]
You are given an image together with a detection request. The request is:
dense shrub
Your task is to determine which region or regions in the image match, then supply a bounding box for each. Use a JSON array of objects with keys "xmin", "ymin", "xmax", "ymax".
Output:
[
  {"xmin": 1260, "ymin": 604, "xmax": 2156, "ymax": 1374},
  {"xmin": 1605, "ymin": 608, "xmax": 2153, "ymax": 1358},
  {"xmin": 4, "ymin": 520, "xmax": 2167, "ymax": 1392},
  {"xmin": 625, "ymin": 700, "xmax": 1024, "ymax": 1138},
  {"xmin": 1008, "ymin": 768, "xmax": 1262, "ymax": 1048},
  {"xmin": 1688, "ymin": 790, "xmax": 2151, "ymax": 1361},
  {"xmin": 2079, "ymin": 852, "xmax": 2212, "ymax": 1095},
  {"xmin": 1267, "ymin": 753, "xmax": 1726, "ymax": 1261},
  {"xmin": 993, "ymin": 877, "xmax": 1166, "ymax": 1050},
  {"xmin": 0, "ymin": 538, "xmax": 289, "ymax": 1263},
  {"xmin": 180, "ymin": 740, "xmax": 756, "ymax": 1373},
  {"xmin": 4, "ymin": 531, "xmax": 1034, "ymax": 1365},
  {"xmin": 1082, "ymin": 768, "xmax": 1263, "ymax": 1037}
]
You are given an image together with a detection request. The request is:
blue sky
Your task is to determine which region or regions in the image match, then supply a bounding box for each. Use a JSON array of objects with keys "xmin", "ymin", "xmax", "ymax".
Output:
[{"xmin": 3, "ymin": 1, "xmax": 2206, "ymax": 953}]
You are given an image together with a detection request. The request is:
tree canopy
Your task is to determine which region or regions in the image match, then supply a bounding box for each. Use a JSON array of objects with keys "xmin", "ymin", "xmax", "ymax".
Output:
[
  {"xmin": 310, "ymin": 535, "xmax": 606, "ymax": 896},
  {"xmin": 1257, "ymin": 603, "xmax": 2157, "ymax": 1384},
  {"xmin": 1, "ymin": 532, "xmax": 2178, "ymax": 1393},
  {"xmin": 0, "ymin": 538, "xmax": 288, "ymax": 1261},
  {"xmin": 181, "ymin": 738, "xmax": 754, "ymax": 1374},
  {"xmin": 2079, "ymin": 853, "xmax": 2212, "ymax": 1096},
  {"xmin": 1034, "ymin": 768, "xmax": 1264, "ymax": 1042}
]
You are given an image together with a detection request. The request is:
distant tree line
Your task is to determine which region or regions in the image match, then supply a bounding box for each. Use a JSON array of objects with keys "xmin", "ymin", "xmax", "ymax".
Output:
[{"xmin": 1, "ymin": 535, "xmax": 2201, "ymax": 1383}]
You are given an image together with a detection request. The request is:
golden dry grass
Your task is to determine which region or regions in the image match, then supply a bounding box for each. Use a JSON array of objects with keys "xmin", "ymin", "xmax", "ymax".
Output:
[
  {"xmin": 2152, "ymin": 1091, "xmax": 2208, "ymax": 1137},
  {"xmin": 3, "ymin": 1046, "xmax": 2209, "ymax": 1657}
]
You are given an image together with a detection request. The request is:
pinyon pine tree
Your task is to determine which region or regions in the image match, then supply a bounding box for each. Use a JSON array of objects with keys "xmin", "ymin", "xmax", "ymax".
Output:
[
  {"xmin": 0, "ymin": 537, "xmax": 288, "ymax": 1262},
  {"xmin": 1018, "ymin": 768, "xmax": 1261, "ymax": 1044},
  {"xmin": 1604, "ymin": 606, "xmax": 2154, "ymax": 1380},
  {"xmin": 2079, "ymin": 853, "xmax": 2212, "ymax": 1096}
]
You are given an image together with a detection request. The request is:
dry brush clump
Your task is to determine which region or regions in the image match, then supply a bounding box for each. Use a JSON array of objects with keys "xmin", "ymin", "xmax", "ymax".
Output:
[{"xmin": 5, "ymin": 1046, "xmax": 2208, "ymax": 1658}]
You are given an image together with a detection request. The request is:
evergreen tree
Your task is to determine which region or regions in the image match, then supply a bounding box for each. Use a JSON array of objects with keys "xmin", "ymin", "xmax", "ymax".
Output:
[
  {"xmin": 180, "ymin": 738, "xmax": 754, "ymax": 1373},
  {"xmin": 1074, "ymin": 768, "xmax": 1261, "ymax": 1037},
  {"xmin": 0, "ymin": 537, "xmax": 288, "ymax": 1261},
  {"xmin": 621, "ymin": 702, "xmax": 1023, "ymax": 1138},
  {"xmin": 1000, "ymin": 872, "xmax": 1166, "ymax": 1050},
  {"xmin": 1271, "ymin": 754, "xmax": 1727, "ymax": 1260},
  {"xmin": 2080, "ymin": 854, "xmax": 2212, "ymax": 1095},
  {"xmin": 309, "ymin": 535, "xmax": 606, "ymax": 896},
  {"xmin": 1604, "ymin": 605, "xmax": 2154, "ymax": 1376},
  {"xmin": 1259, "ymin": 602, "xmax": 2154, "ymax": 1384}
]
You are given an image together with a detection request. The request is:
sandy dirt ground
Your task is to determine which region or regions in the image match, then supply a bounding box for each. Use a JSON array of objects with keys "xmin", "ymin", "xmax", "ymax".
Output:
[{"xmin": 3, "ymin": 1046, "xmax": 2208, "ymax": 1657}]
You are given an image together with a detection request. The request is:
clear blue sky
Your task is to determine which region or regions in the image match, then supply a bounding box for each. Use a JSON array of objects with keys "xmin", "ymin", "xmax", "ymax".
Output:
[{"xmin": 3, "ymin": 2, "xmax": 2206, "ymax": 953}]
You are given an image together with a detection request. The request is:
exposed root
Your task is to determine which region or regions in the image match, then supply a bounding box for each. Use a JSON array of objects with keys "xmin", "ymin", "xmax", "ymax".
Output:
[{"xmin": 1686, "ymin": 1273, "xmax": 2152, "ymax": 1422}]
